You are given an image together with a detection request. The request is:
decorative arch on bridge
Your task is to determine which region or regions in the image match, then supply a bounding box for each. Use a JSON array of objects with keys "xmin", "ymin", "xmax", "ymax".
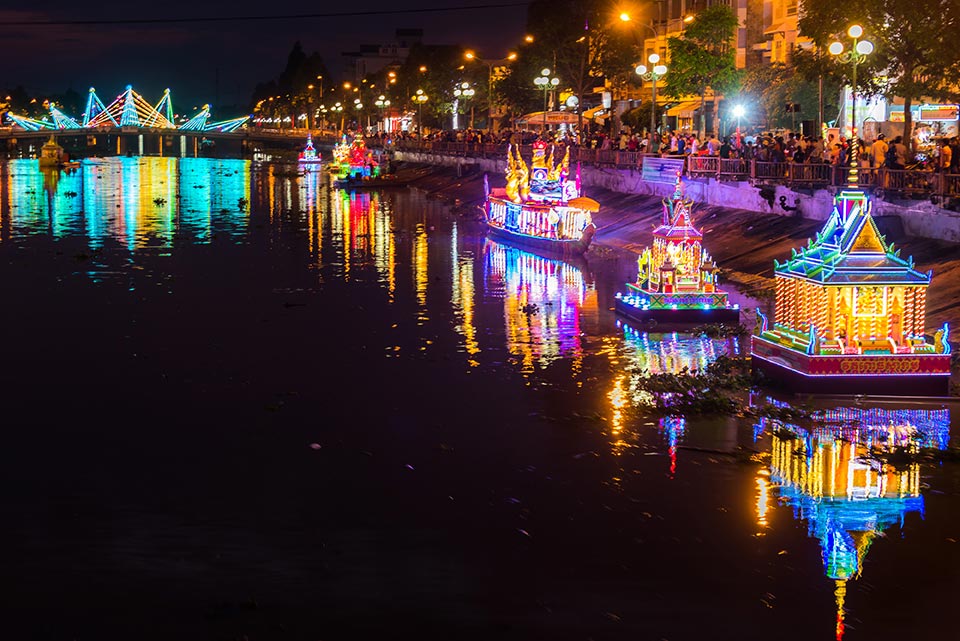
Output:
[{"xmin": 4, "ymin": 86, "xmax": 248, "ymax": 133}]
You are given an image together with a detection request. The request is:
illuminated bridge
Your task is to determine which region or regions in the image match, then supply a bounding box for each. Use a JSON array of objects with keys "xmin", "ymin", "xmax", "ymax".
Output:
[{"xmin": 5, "ymin": 85, "xmax": 249, "ymax": 133}]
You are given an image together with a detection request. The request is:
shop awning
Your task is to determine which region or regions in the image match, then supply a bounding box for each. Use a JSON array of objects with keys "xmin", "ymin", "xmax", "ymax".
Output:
[
  {"xmin": 764, "ymin": 22, "xmax": 786, "ymax": 35},
  {"xmin": 515, "ymin": 111, "xmax": 581, "ymax": 126},
  {"xmin": 582, "ymin": 105, "xmax": 608, "ymax": 121},
  {"xmin": 666, "ymin": 101, "xmax": 701, "ymax": 118}
]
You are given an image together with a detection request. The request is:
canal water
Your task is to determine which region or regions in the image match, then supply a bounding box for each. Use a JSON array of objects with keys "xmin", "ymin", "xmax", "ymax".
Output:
[{"xmin": 1, "ymin": 157, "xmax": 956, "ymax": 640}]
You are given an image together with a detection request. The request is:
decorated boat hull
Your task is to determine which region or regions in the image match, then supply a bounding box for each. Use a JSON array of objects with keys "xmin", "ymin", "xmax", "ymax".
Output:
[
  {"xmin": 751, "ymin": 335, "xmax": 952, "ymax": 396},
  {"xmin": 485, "ymin": 217, "xmax": 595, "ymax": 257},
  {"xmin": 614, "ymin": 296, "xmax": 740, "ymax": 325}
]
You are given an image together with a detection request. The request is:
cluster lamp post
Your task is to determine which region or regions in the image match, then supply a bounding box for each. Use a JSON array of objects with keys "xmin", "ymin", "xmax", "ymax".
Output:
[
  {"xmin": 375, "ymin": 94, "xmax": 391, "ymax": 132},
  {"xmin": 414, "ymin": 89, "xmax": 428, "ymax": 137},
  {"xmin": 534, "ymin": 68, "xmax": 559, "ymax": 132},
  {"xmin": 635, "ymin": 54, "xmax": 667, "ymax": 145},
  {"xmin": 829, "ymin": 24, "xmax": 874, "ymax": 187},
  {"xmin": 453, "ymin": 82, "xmax": 475, "ymax": 129}
]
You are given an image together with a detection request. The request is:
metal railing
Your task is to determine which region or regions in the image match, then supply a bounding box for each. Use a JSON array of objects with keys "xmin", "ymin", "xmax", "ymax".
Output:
[{"xmin": 376, "ymin": 138, "xmax": 960, "ymax": 199}]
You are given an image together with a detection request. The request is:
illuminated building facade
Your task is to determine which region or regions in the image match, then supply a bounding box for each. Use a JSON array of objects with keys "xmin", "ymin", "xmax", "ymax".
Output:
[
  {"xmin": 752, "ymin": 189, "xmax": 951, "ymax": 395},
  {"xmin": 616, "ymin": 174, "xmax": 739, "ymax": 323}
]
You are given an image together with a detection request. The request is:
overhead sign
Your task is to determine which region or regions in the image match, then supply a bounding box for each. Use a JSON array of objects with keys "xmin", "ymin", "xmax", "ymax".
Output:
[
  {"xmin": 919, "ymin": 104, "xmax": 959, "ymax": 121},
  {"xmin": 641, "ymin": 157, "xmax": 686, "ymax": 184}
]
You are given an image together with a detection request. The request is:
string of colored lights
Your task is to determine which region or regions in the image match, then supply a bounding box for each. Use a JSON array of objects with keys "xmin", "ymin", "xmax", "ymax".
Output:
[
  {"xmin": 179, "ymin": 105, "xmax": 211, "ymax": 131},
  {"xmin": 5, "ymin": 86, "xmax": 250, "ymax": 133}
]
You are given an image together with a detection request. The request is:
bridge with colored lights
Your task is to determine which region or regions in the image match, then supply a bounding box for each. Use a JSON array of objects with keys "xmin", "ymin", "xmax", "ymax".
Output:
[{"xmin": 5, "ymin": 86, "xmax": 249, "ymax": 134}]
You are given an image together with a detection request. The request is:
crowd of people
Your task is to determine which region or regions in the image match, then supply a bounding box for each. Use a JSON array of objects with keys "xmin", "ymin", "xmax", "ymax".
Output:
[{"xmin": 367, "ymin": 126, "xmax": 960, "ymax": 174}]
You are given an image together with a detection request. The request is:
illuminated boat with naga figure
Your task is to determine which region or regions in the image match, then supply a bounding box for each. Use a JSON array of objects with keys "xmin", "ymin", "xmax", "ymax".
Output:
[
  {"xmin": 483, "ymin": 141, "xmax": 598, "ymax": 257},
  {"xmin": 298, "ymin": 134, "xmax": 322, "ymax": 166},
  {"xmin": 751, "ymin": 188, "xmax": 952, "ymax": 396},
  {"xmin": 615, "ymin": 174, "xmax": 739, "ymax": 325}
]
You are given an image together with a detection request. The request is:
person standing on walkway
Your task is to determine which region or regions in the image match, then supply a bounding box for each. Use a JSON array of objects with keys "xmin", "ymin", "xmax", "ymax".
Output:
[{"xmin": 871, "ymin": 134, "xmax": 888, "ymax": 168}]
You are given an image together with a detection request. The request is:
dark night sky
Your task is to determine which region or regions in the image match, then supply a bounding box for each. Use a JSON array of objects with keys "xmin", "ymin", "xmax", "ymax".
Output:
[{"xmin": 2, "ymin": 1, "xmax": 528, "ymax": 114}]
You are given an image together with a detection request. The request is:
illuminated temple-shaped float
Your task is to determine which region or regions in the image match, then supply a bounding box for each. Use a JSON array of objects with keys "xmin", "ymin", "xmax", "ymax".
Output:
[
  {"xmin": 484, "ymin": 141, "xmax": 598, "ymax": 256},
  {"xmin": 298, "ymin": 133, "xmax": 322, "ymax": 165},
  {"xmin": 615, "ymin": 175, "xmax": 739, "ymax": 324},
  {"xmin": 751, "ymin": 189, "xmax": 951, "ymax": 395}
]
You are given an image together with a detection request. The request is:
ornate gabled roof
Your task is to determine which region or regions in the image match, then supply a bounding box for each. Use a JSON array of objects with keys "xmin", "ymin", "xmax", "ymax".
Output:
[
  {"xmin": 774, "ymin": 190, "xmax": 931, "ymax": 285},
  {"xmin": 652, "ymin": 173, "xmax": 703, "ymax": 241}
]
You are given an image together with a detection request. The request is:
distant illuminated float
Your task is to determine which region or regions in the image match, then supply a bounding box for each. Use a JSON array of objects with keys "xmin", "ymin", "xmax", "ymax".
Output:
[
  {"xmin": 751, "ymin": 188, "xmax": 951, "ymax": 395},
  {"xmin": 298, "ymin": 133, "xmax": 322, "ymax": 166},
  {"xmin": 484, "ymin": 140, "xmax": 597, "ymax": 256},
  {"xmin": 615, "ymin": 173, "xmax": 739, "ymax": 324},
  {"xmin": 332, "ymin": 136, "xmax": 380, "ymax": 185}
]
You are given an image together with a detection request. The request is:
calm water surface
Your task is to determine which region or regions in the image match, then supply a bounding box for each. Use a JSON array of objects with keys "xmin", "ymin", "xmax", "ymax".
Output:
[{"xmin": 1, "ymin": 158, "xmax": 957, "ymax": 640}]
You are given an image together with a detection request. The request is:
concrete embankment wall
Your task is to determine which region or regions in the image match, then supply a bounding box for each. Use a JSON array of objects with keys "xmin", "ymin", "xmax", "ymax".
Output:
[{"xmin": 395, "ymin": 150, "xmax": 960, "ymax": 244}]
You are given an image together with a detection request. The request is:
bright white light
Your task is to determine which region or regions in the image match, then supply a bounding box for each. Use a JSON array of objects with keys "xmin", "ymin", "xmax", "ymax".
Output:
[
  {"xmin": 856, "ymin": 40, "xmax": 874, "ymax": 55},
  {"xmin": 648, "ymin": 53, "xmax": 660, "ymax": 64},
  {"xmin": 828, "ymin": 41, "xmax": 844, "ymax": 55},
  {"xmin": 541, "ymin": 68, "xmax": 551, "ymax": 76},
  {"xmin": 636, "ymin": 65, "xmax": 648, "ymax": 75},
  {"xmin": 732, "ymin": 104, "xmax": 745, "ymax": 118},
  {"xmin": 848, "ymin": 24, "xmax": 863, "ymax": 38},
  {"xmin": 653, "ymin": 64, "xmax": 667, "ymax": 75}
]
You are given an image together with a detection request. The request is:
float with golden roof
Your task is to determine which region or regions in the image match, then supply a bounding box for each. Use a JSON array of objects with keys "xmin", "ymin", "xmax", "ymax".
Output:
[{"xmin": 484, "ymin": 141, "xmax": 598, "ymax": 256}]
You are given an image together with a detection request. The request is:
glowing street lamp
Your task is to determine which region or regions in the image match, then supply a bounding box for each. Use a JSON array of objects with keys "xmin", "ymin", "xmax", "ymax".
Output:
[
  {"xmin": 414, "ymin": 88, "xmax": 428, "ymax": 137},
  {"xmin": 331, "ymin": 101, "xmax": 344, "ymax": 133},
  {"xmin": 732, "ymin": 104, "xmax": 746, "ymax": 149},
  {"xmin": 534, "ymin": 68, "xmax": 560, "ymax": 132},
  {"xmin": 830, "ymin": 24, "xmax": 874, "ymax": 187},
  {"xmin": 375, "ymin": 94, "xmax": 391, "ymax": 131},
  {"xmin": 465, "ymin": 49, "xmax": 520, "ymax": 131},
  {"xmin": 453, "ymin": 82, "xmax": 476, "ymax": 129},
  {"xmin": 636, "ymin": 53, "xmax": 668, "ymax": 143}
]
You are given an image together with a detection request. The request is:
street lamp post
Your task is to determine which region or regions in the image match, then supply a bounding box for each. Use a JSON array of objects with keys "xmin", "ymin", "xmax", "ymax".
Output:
[
  {"xmin": 829, "ymin": 24, "xmax": 874, "ymax": 187},
  {"xmin": 414, "ymin": 89, "xmax": 429, "ymax": 139},
  {"xmin": 375, "ymin": 94, "xmax": 391, "ymax": 132},
  {"xmin": 635, "ymin": 54, "xmax": 667, "ymax": 148},
  {"xmin": 534, "ymin": 68, "xmax": 559, "ymax": 133},
  {"xmin": 453, "ymin": 82, "xmax": 476, "ymax": 130},
  {"xmin": 465, "ymin": 50, "xmax": 518, "ymax": 132},
  {"xmin": 353, "ymin": 98, "xmax": 363, "ymax": 134},
  {"xmin": 331, "ymin": 102, "xmax": 344, "ymax": 134}
]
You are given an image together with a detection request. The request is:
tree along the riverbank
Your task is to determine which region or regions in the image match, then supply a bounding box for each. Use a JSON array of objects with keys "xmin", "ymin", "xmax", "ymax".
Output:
[
  {"xmin": 663, "ymin": 4, "xmax": 742, "ymax": 139},
  {"xmin": 800, "ymin": 0, "xmax": 960, "ymax": 156}
]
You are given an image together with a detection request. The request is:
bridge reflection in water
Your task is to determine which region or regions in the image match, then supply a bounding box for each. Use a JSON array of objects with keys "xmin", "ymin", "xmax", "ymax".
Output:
[
  {"xmin": 754, "ymin": 400, "xmax": 950, "ymax": 639},
  {"xmin": 0, "ymin": 157, "xmax": 250, "ymax": 250}
]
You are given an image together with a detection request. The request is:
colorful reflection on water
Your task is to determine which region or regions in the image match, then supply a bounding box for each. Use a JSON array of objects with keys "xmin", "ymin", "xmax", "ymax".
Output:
[
  {"xmin": 605, "ymin": 321, "xmax": 739, "ymax": 456},
  {"xmin": 0, "ymin": 158, "xmax": 250, "ymax": 250},
  {"xmin": 754, "ymin": 399, "xmax": 950, "ymax": 639},
  {"xmin": 482, "ymin": 238, "xmax": 598, "ymax": 372}
]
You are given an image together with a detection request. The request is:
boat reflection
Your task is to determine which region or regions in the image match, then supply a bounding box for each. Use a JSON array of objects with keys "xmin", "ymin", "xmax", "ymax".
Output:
[
  {"xmin": 606, "ymin": 322, "xmax": 737, "ymax": 457},
  {"xmin": 754, "ymin": 399, "xmax": 950, "ymax": 639},
  {"xmin": 482, "ymin": 238, "xmax": 597, "ymax": 373},
  {"xmin": 0, "ymin": 157, "xmax": 250, "ymax": 249}
]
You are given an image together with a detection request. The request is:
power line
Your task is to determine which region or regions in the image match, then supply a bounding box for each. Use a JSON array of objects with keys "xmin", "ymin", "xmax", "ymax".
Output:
[{"xmin": 1, "ymin": 2, "xmax": 531, "ymax": 27}]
